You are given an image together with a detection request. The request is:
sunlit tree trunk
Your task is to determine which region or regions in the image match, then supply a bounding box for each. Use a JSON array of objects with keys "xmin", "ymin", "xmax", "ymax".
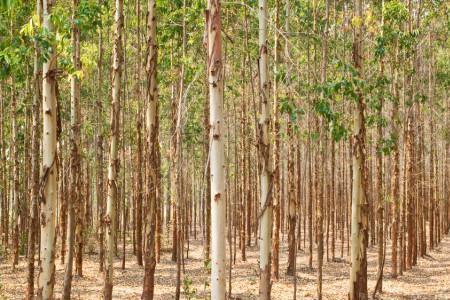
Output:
[
  {"xmin": 37, "ymin": 0, "xmax": 58, "ymax": 298},
  {"xmin": 258, "ymin": 0, "xmax": 272, "ymax": 298},
  {"xmin": 97, "ymin": 0, "xmax": 105, "ymax": 273},
  {"xmin": 206, "ymin": 0, "xmax": 226, "ymax": 298},
  {"xmin": 349, "ymin": 0, "xmax": 368, "ymax": 298},
  {"xmin": 104, "ymin": 0, "xmax": 123, "ymax": 298},
  {"xmin": 141, "ymin": 0, "xmax": 158, "ymax": 298}
]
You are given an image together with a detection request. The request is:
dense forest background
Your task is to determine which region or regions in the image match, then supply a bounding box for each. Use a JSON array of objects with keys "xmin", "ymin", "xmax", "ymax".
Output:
[{"xmin": 0, "ymin": 0, "xmax": 449, "ymax": 299}]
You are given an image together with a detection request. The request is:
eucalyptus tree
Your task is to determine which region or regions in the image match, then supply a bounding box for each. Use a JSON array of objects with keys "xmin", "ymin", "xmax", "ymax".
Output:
[
  {"xmin": 271, "ymin": 0, "xmax": 281, "ymax": 281},
  {"xmin": 26, "ymin": 1, "xmax": 41, "ymax": 298},
  {"xmin": 349, "ymin": 0, "xmax": 368, "ymax": 298},
  {"xmin": 258, "ymin": 0, "xmax": 272, "ymax": 298},
  {"xmin": 135, "ymin": 0, "xmax": 143, "ymax": 268},
  {"xmin": 97, "ymin": 0, "xmax": 105, "ymax": 273},
  {"xmin": 62, "ymin": 0, "xmax": 81, "ymax": 298},
  {"xmin": 38, "ymin": 0, "xmax": 58, "ymax": 298},
  {"xmin": 206, "ymin": 0, "xmax": 226, "ymax": 298},
  {"xmin": 374, "ymin": 0, "xmax": 386, "ymax": 295},
  {"xmin": 142, "ymin": 0, "xmax": 158, "ymax": 298},
  {"xmin": 104, "ymin": 0, "xmax": 123, "ymax": 298},
  {"xmin": 11, "ymin": 57, "xmax": 19, "ymax": 271},
  {"xmin": 317, "ymin": 0, "xmax": 330, "ymax": 298}
]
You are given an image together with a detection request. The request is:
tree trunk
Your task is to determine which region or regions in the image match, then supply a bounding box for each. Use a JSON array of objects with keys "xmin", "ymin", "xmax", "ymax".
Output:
[
  {"xmin": 62, "ymin": 1, "xmax": 81, "ymax": 297},
  {"xmin": 37, "ymin": 0, "xmax": 58, "ymax": 298},
  {"xmin": 286, "ymin": 119, "xmax": 296, "ymax": 276},
  {"xmin": 317, "ymin": 1, "xmax": 329, "ymax": 298},
  {"xmin": 26, "ymin": 1, "xmax": 42, "ymax": 298},
  {"xmin": 97, "ymin": 0, "xmax": 105, "ymax": 273},
  {"xmin": 390, "ymin": 39, "xmax": 400, "ymax": 279},
  {"xmin": 349, "ymin": 0, "xmax": 368, "ymax": 298},
  {"xmin": 374, "ymin": 1, "xmax": 385, "ymax": 294},
  {"xmin": 141, "ymin": 0, "xmax": 158, "ymax": 298},
  {"xmin": 104, "ymin": 0, "xmax": 123, "ymax": 298},
  {"xmin": 258, "ymin": 0, "xmax": 272, "ymax": 298},
  {"xmin": 0, "ymin": 88, "xmax": 6, "ymax": 251},
  {"xmin": 206, "ymin": 0, "xmax": 226, "ymax": 298},
  {"xmin": 271, "ymin": 0, "xmax": 281, "ymax": 281},
  {"xmin": 135, "ymin": 0, "xmax": 143, "ymax": 268},
  {"xmin": 428, "ymin": 31, "xmax": 435, "ymax": 251},
  {"xmin": 11, "ymin": 80, "xmax": 19, "ymax": 269}
]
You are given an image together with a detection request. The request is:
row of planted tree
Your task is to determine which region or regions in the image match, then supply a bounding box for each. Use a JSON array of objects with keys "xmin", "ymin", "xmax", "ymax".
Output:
[{"xmin": 0, "ymin": 0, "xmax": 449, "ymax": 299}]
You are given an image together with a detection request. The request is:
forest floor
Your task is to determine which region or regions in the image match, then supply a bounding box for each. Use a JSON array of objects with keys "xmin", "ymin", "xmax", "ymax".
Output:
[{"xmin": 1, "ymin": 233, "xmax": 449, "ymax": 300}]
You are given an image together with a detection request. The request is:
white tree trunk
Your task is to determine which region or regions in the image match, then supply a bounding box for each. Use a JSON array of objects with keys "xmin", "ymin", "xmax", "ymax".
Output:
[
  {"xmin": 38, "ymin": 0, "xmax": 57, "ymax": 299},
  {"xmin": 258, "ymin": 0, "xmax": 272, "ymax": 298},
  {"xmin": 206, "ymin": 1, "xmax": 226, "ymax": 299},
  {"xmin": 104, "ymin": 0, "xmax": 123, "ymax": 298}
]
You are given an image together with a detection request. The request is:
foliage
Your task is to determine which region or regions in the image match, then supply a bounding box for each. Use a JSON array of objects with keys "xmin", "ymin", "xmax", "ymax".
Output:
[{"xmin": 182, "ymin": 276, "xmax": 198, "ymax": 300}]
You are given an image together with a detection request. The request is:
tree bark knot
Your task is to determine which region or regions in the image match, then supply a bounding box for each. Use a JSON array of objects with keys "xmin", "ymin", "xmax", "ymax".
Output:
[
  {"xmin": 39, "ymin": 156, "xmax": 56, "ymax": 205},
  {"xmin": 214, "ymin": 193, "xmax": 221, "ymax": 202},
  {"xmin": 212, "ymin": 122, "xmax": 221, "ymax": 139}
]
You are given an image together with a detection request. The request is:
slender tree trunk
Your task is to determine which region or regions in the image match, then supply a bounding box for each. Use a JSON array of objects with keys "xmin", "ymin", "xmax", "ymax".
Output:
[
  {"xmin": 97, "ymin": 0, "xmax": 105, "ymax": 273},
  {"xmin": 170, "ymin": 59, "xmax": 179, "ymax": 263},
  {"xmin": 285, "ymin": 0, "xmax": 296, "ymax": 277},
  {"xmin": 286, "ymin": 118, "xmax": 296, "ymax": 276},
  {"xmin": 60, "ymin": 163, "xmax": 67, "ymax": 265},
  {"xmin": 349, "ymin": 0, "xmax": 368, "ymax": 298},
  {"xmin": 405, "ymin": 114, "xmax": 415, "ymax": 271},
  {"xmin": 26, "ymin": 2, "xmax": 41, "ymax": 298},
  {"xmin": 62, "ymin": 1, "xmax": 81, "ymax": 297},
  {"xmin": 0, "ymin": 87, "xmax": 5, "ymax": 251},
  {"xmin": 104, "ymin": 0, "xmax": 123, "ymax": 298},
  {"xmin": 391, "ymin": 39, "xmax": 400, "ymax": 279},
  {"xmin": 141, "ymin": 0, "xmax": 158, "ymax": 298},
  {"xmin": 11, "ymin": 80, "xmax": 19, "ymax": 269},
  {"xmin": 258, "ymin": 0, "xmax": 272, "ymax": 298},
  {"xmin": 37, "ymin": 0, "xmax": 58, "ymax": 298},
  {"xmin": 428, "ymin": 31, "xmax": 435, "ymax": 251},
  {"xmin": 406, "ymin": 12, "xmax": 415, "ymax": 272},
  {"xmin": 239, "ymin": 50, "xmax": 246, "ymax": 262},
  {"xmin": 317, "ymin": 1, "xmax": 329, "ymax": 298},
  {"xmin": 134, "ymin": 0, "xmax": 143, "ymax": 268},
  {"xmin": 203, "ymin": 63, "xmax": 211, "ymax": 261},
  {"xmin": 202, "ymin": 38, "xmax": 211, "ymax": 261},
  {"xmin": 374, "ymin": 1, "xmax": 385, "ymax": 294},
  {"xmin": 206, "ymin": 0, "xmax": 226, "ymax": 298},
  {"xmin": 271, "ymin": 0, "xmax": 281, "ymax": 281}
]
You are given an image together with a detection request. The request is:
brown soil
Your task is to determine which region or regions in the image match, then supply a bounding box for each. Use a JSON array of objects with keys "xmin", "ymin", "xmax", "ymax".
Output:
[{"xmin": 1, "ymin": 234, "xmax": 449, "ymax": 299}]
